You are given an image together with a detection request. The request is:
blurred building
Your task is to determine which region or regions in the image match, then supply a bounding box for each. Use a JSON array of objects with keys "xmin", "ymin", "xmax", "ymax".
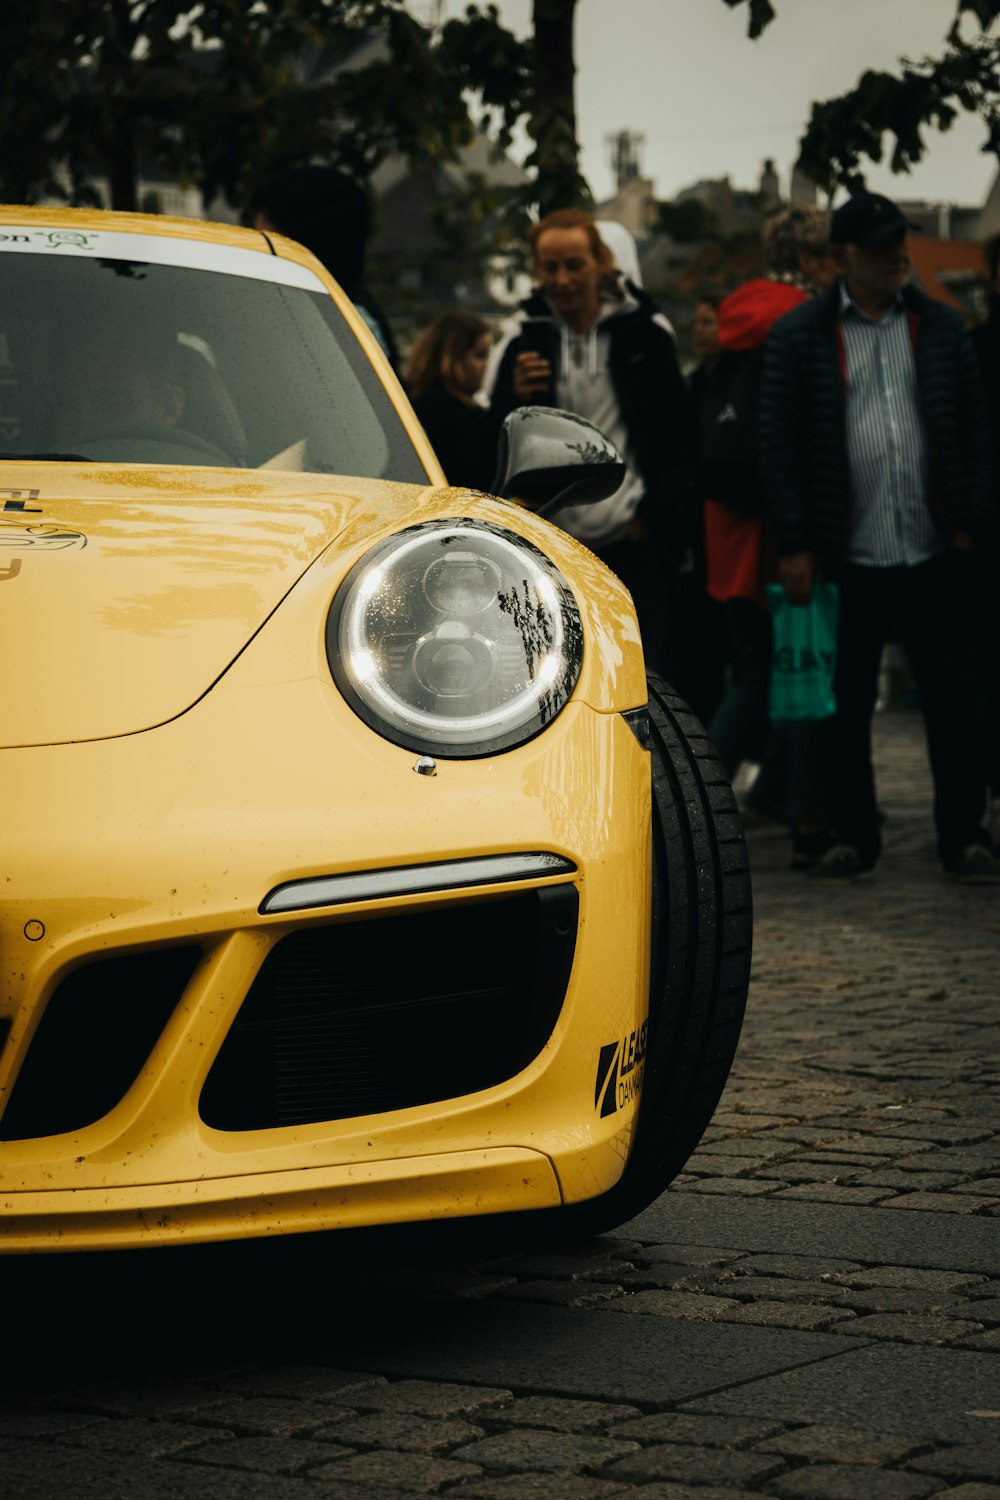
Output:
[
  {"xmin": 906, "ymin": 237, "xmax": 990, "ymax": 320},
  {"xmin": 365, "ymin": 131, "xmax": 527, "ymax": 340},
  {"xmin": 598, "ymin": 145, "xmax": 999, "ymax": 323},
  {"xmin": 598, "ymin": 131, "xmax": 658, "ymax": 239},
  {"xmin": 594, "ymin": 146, "xmax": 1000, "ymax": 360}
]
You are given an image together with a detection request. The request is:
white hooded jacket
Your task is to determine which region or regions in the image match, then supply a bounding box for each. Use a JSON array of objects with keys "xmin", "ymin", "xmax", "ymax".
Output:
[{"xmin": 486, "ymin": 276, "xmax": 677, "ymax": 545}]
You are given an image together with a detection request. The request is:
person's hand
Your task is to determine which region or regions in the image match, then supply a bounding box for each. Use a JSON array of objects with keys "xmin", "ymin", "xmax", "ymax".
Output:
[
  {"xmin": 779, "ymin": 550, "xmax": 818, "ymax": 604},
  {"xmin": 513, "ymin": 350, "xmax": 553, "ymax": 401}
]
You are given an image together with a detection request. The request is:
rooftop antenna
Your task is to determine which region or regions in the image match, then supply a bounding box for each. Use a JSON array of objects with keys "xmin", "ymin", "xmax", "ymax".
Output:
[{"xmin": 607, "ymin": 130, "xmax": 645, "ymax": 190}]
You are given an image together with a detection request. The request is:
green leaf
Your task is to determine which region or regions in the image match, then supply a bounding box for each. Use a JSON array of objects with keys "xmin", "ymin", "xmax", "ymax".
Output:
[
  {"xmin": 0, "ymin": 0, "xmax": 529, "ymax": 212},
  {"xmin": 796, "ymin": 34, "xmax": 1000, "ymax": 192}
]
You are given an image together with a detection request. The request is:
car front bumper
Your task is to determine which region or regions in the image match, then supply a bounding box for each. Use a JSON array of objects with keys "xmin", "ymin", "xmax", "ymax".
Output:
[{"xmin": 1, "ymin": 664, "xmax": 652, "ymax": 1250}]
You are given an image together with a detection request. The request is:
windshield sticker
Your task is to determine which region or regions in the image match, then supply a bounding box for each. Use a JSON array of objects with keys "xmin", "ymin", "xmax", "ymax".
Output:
[
  {"xmin": 0, "ymin": 230, "xmax": 99, "ymax": 251},
  {"xmin": 0, "ymin": 225, "xmax": 328, "ymax": 291},
  {"xmin": 36, "ymin": 230, "xmax": 99, "ymax": 251},
  {"xmin": 0, "ymin": 520, "xmax": 86, "ymax": 551}
]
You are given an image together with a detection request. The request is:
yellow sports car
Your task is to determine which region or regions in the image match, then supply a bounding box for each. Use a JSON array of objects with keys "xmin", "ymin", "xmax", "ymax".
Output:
[{"xmin": 0, "ymin": 206, "xmax": 750, "ymax": 1253}]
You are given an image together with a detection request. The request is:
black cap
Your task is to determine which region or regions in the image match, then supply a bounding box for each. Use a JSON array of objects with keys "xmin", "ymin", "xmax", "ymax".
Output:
[{"xmin": 830, "ymin": 192, "xmax": 920, "ymax": 248}]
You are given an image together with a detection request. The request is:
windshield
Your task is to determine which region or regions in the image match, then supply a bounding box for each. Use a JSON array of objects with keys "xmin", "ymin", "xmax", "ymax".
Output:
[{"xmin": 0, "ymin": 242, "xmax": 428, "ymax": 482}]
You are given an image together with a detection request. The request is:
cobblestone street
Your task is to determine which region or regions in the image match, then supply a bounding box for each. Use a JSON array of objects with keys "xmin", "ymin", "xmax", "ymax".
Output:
[{"xmin": 4, "ymin": 708, "xmax": 999, "ymax": 1500}]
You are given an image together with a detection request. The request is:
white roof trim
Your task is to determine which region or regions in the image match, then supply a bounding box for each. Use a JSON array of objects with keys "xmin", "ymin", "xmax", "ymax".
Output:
[{"xmin": 0, "ymin": 226, "xmax": 327, "ymax": 291}]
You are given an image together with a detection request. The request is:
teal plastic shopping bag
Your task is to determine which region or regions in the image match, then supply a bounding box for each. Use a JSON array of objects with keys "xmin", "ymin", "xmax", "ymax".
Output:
[{"xmin": 766, "ymin": 582, "xmax": 839, "ymax": 722}]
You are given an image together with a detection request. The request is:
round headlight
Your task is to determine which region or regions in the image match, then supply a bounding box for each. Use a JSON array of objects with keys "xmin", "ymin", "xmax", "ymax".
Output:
[{"xmin": 327, "ymin": 519, "xmax": 583, "ymax": 757}]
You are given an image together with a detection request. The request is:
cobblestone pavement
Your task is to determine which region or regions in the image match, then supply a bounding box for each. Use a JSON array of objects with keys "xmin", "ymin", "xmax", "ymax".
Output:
[{"xmin": 4, "ymin": 709, "xmax": 999, "ymax": 1500}]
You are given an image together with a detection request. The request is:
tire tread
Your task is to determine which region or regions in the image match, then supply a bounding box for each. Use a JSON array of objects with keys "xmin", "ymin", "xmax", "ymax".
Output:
[{"xmin": 553, "ymin": 673, "xmax": 752, "ymax": 1235}]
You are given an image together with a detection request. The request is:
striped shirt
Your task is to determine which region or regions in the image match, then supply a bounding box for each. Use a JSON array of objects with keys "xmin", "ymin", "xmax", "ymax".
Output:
[{"xmin": 840, "ymin": 282, "xmax": 943, "ymax": 567}]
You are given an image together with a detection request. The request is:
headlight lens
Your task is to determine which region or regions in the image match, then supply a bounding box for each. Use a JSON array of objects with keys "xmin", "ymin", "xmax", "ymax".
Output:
[{"xmin": 327, "ymin": 520, "xmax": 583, "ymax": 756}]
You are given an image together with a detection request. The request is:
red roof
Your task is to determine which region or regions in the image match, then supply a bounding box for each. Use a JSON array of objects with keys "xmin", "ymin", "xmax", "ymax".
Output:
[{"xmin": 907, "ymin": 236, "xmax": 987, "ymax": 315}]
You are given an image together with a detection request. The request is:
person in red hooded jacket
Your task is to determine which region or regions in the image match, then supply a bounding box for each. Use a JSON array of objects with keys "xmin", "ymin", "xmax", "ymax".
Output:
[{"xmin": 699, "ymin": 206, "xmax": 837, "ymax": 864}]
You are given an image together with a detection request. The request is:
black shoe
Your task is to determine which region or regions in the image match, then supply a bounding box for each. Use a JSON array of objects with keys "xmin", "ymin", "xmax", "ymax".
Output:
[
  {"xmin": 739, "ymin": 802, "xmax": 788, "ymax": 832},
  {"xmin": 790, "ymin": 829, "xmax": 834, "ymax": 871},
  {"xmin": 942, "ymin": 845, "xmax": 1000, "ymax": 884},
  {"xmin": 807, "ymin": 844, "xmax": 875, "ymax": 881}
]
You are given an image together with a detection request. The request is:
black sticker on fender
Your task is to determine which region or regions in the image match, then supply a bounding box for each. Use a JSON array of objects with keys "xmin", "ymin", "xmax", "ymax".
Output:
[
  {"xmin": 0, "ymin": 519, "xmax": 86, "ymax": 550},
  {"xmin": 594, "ymin": 1020, "xmax": 648, "ymax": 1118}
]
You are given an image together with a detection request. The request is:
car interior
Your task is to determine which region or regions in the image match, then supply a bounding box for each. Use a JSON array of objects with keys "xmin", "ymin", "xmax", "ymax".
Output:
[{"xmin": 0, "ymin": 251, "xmax": 426, "ymax": 483}]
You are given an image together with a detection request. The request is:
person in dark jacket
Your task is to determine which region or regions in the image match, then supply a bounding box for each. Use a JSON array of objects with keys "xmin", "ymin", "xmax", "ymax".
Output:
[
  {"xmin": 971, "ymin": 231, "xmax": 1000, "ymax": 849},
  {"xmin": 246, "ymin": 164, "xmax": 399, "ymax": 369},
  {"xmin": 487, "ymin": 208, "xmax": 695, "ymax": 675},
  {"xmin": 687, "ymin": 294, "xmax": 721, "ymax": 406},
  {"xmin": 405, "ymin": 310, "xmax": 497, "ymax": 492},
  {"xmin": 760, "ymin": 191, "xmax": 999, "ymax": 883},
  {"xmin": 681, "ymin": 293, "xmax": 730, "ymax": 727},
  {"xmin": 700, "ymin": 206, "xmax": 837, "ymax": 865}
]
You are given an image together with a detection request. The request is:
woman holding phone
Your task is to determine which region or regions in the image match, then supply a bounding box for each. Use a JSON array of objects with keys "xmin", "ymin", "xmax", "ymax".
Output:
[{"xmin": 487, "ymin": 209, "xmax": 696, "ymax": 675}]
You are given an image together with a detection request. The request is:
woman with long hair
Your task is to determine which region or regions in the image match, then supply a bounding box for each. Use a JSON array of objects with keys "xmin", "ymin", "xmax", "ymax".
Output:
[{"xmin": 406, "ymin": 310, "xmax": 497, "ymax": 491}]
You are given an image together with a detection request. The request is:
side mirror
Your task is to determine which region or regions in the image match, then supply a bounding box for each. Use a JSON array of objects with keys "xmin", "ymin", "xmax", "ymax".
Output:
[{"xmin": 491, "ymin": 406, "xmax": 626, "ymax": 519}]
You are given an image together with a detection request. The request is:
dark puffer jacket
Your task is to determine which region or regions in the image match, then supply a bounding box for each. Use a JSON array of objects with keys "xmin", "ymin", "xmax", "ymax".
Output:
[
  {"xmin": 759, "ymin": 280, "xmax": 994, "ymax": 564},
  {"xmin": 972, "ymin": 291, "xmax": 1000, "ymax": 508}
]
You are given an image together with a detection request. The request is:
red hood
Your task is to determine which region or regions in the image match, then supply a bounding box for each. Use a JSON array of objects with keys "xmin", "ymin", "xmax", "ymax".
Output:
[{"xmin": 718, "ymin": 278, "xmax": 810, "ymax": 352}]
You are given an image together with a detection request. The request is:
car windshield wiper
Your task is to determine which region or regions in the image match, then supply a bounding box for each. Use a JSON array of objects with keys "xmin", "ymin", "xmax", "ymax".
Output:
[{"xmin": 0, "ymin": 452, "xmax": 93, "ymax": 461}]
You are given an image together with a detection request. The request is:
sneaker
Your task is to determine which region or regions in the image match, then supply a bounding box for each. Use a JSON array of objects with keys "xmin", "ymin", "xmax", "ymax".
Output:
[
  {"xmin": 942, "ymin": 845, "xmax": 1000, "ymax": 884},
  {"xmin": 807, "ymin": 844, "xmax": 875, "ymax": 881},
  {"xmin": 790, "ymin": 828, "xmax": 834, "ymax": 871}
]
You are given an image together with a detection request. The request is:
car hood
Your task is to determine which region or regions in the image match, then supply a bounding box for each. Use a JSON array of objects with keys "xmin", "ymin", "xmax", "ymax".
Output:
[{"xmin": 0, "ymin": 464, "xmax": 434, "ymax": 747}]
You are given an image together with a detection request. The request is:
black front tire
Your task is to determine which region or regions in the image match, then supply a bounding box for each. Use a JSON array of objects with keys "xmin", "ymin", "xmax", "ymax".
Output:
[{"xmin": 548, "ymin": 671, "xmax": 752, "ymax": 1236}]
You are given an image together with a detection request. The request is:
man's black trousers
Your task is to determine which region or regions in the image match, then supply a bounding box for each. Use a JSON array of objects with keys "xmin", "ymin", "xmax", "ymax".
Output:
[{"xmin": 825, "ymin": 552, "xmax": 988, "ymax": 866}]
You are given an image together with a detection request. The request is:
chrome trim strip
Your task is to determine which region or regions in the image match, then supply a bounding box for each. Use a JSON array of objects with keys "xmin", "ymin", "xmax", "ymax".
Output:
[{"xmin": 260, "ymin": 852, "xmax": 577, "ymax": 915}]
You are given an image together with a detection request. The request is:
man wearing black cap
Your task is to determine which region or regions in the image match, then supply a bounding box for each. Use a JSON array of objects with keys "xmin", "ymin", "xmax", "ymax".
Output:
[{"xmin": 759, "ymin": 190, "xmax": 998, "ymax": 883}]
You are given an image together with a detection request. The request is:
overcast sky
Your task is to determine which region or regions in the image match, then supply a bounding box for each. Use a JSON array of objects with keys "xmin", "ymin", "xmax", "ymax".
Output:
[{"xmin": 428, "ymin": 0, "xmax": 998, "ymax": 209}]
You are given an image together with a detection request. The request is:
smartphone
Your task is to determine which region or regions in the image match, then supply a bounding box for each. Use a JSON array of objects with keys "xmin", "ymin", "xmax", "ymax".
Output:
[
  {"xmin": 518, "ymin": 316, "xmax": 552, "ymax": 360},
  {"xmin": 516, "ymin": 316, "xmax": 555, "ymax": 402}
]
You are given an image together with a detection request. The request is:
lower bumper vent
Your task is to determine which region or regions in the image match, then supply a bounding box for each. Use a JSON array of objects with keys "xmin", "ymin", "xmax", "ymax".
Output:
[
  {"xmin": 0, "ymin": 947, "xmax": 202, "ymax": 1141},
  {"xmin": 200, "ymin": 885, "xmax": 577, "ymax": 1130}
]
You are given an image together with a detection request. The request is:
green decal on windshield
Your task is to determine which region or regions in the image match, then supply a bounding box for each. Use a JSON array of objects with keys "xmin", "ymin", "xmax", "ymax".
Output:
[{"xmin": 35, "ymin": 231, "xmax": 99, "ymax": 251}]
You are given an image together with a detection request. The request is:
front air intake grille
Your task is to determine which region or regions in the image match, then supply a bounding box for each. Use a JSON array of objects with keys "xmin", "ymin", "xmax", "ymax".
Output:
[
  {"xmin": 0, "ymin": 947, "xmax": 202, "ymax": 1141},
  {"xmin": 200, "ymin": 885, "xmax": 578, "ymax": 1131}
]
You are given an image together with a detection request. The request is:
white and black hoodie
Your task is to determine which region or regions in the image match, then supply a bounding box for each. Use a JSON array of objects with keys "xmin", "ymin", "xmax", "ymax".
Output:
[{"xmin": 486, "ymin": 274, "xmax": 696, "ymax": 560}]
